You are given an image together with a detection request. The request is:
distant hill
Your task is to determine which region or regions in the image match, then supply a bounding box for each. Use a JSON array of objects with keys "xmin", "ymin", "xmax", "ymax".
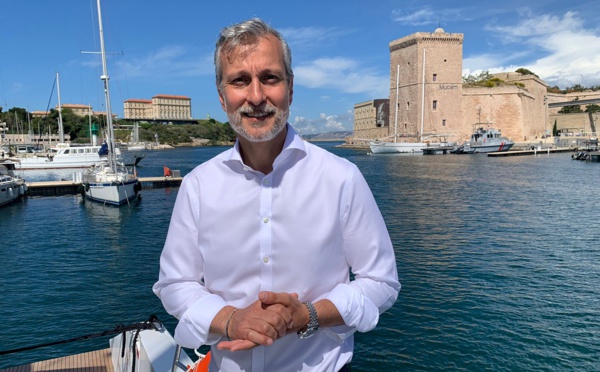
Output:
[{"xmin": 301, "ymin": 131, "xmax": 352, "ymax": 141}]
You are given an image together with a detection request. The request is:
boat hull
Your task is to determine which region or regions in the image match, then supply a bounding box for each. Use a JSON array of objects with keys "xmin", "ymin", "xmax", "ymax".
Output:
[
  {"xmin": 84, "ymin": 179, "xmax": 139, "ymax": 205},
  {"xmin": 12, "ymin": 146, "xmax": 144, "ymax": 170},
  {"xmin": 14, "ymin": 156, "xmax": 101, "ymax": 170},
  {"xmin": 369, "ymin": 141, "xmax": 427, "ymax": 154},
  {"xmin": 0, "ymin": 164, "xmax": 27, "ymax": 207},
  {"xmin": 463, "ymin": 142, "xmax": 514, "ymax": 154},
  {"xmin": 0, "ymin": 179, "xmax": 27, "ymax": 207}
]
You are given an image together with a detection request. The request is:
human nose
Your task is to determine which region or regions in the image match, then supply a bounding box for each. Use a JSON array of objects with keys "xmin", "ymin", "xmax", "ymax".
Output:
[{"xmin": 247, "ymin": 79, "xmax": 266, "ymax": 105}]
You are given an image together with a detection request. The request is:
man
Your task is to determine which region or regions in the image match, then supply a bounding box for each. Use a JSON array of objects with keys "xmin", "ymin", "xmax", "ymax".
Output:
[{"xmin": 153, "ymin": 18, "xmax": 400, "ymax": 371}]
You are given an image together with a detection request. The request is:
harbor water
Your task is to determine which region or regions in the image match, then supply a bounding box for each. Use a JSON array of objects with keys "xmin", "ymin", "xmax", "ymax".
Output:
[{"xmin": 1, "ymin": 144, "xmax": 599, "ymax": 371}]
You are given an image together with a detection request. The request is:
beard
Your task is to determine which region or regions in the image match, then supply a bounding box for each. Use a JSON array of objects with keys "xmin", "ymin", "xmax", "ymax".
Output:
[{"xmin": 227, "ymin": 103, "xmax": 288, "ymax": 143}]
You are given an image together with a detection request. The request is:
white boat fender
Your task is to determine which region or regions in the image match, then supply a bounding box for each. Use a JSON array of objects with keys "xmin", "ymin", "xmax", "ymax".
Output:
[{"xmin": 8, "ymin": 187, "xmax": 13, "ymax": 197}]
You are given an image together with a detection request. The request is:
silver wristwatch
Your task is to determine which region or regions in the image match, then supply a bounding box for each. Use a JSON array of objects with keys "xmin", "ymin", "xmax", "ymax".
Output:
[{"xmin": 297, "ymin": 301, "xmax": 319, "ymax": 338}]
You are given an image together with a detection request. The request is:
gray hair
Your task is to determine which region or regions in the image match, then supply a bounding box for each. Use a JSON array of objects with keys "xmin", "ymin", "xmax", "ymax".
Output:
[{"xmin": 214, "ymin": 18, "xmax": 293, "ymax": 90}]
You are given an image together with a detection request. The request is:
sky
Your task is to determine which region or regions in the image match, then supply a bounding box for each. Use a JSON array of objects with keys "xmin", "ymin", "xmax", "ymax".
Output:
[{"xmin": 1, "ymin": 0, "xmax": 599, "ymax": 134}]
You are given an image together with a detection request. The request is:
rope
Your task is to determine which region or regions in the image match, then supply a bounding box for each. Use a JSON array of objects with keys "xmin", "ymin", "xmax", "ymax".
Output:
[{"xmin": 0, "ymin": 315, "xmax": 160, "ymax": 356}]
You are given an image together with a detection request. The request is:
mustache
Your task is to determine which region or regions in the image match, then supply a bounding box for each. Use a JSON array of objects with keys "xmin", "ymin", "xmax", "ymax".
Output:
[{"xmin": 237, "ymin": 104, "xmax": 277, "ymax": 115}]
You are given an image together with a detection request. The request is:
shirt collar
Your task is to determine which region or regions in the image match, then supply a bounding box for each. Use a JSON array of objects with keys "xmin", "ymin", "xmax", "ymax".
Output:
[{"xmin": 224, "ymin": 124, "xmax": 307, "ymax": 171}]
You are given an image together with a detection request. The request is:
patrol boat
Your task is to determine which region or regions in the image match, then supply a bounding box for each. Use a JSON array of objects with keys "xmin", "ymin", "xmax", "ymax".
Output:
[{"xmin": 456, "ymin": 127, "xmax": 514, "ymax": 154}]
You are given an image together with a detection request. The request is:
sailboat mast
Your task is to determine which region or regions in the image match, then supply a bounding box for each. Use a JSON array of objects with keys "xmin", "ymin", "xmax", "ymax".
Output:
[
  {"xmin": 420, "ymin": 48, "xmax": 426, "ymax": 142},
  {"xmin": 56, "ymin": 72, "xmax": 64, "ymax": 143},
  {"xmin": 394, "ymin": 64, "xmax": 399, "ymax": 143},
  {"xmin": 88, "ymin": 104, "xmax": 93, "ymax": 146},
  {"xmin": 96, "ymin": 0, "xmax": 116, "ymax": 170}
]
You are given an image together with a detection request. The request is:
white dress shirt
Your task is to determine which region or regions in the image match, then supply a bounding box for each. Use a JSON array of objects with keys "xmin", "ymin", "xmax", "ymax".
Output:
[{"xmin": 153, "ymin": 125, "xmax": 400, "ymax": 371}]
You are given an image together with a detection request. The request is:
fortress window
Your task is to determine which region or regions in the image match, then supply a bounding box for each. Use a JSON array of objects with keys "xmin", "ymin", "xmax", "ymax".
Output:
[
  {"xmin": 433, "ymin": 74, "xmax": 437, "ymax": 82},
  {"xmin": 442, "ymin": 119, "xmax": 446, "ymax": 126},
  {"xmin": 433, "ymin": 100, "xmax": 438, "ymax": 110}
]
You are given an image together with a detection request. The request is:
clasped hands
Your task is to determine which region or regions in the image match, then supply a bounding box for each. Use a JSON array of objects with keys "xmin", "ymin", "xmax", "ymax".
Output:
[{"xmin": 216, "ymin": 291, "xmax": 308, "ymax": 352}]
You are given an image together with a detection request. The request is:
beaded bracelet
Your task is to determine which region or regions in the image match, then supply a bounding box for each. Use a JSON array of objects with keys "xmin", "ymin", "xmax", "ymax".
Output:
[{"xmin": 225, "ymin": 308, "xmax": 238, "ymax": 341}]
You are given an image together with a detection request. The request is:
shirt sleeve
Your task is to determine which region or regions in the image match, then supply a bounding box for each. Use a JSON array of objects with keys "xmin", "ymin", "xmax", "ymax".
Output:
[
  {"xmin": 152, "ymin": 176, "xmax": 226, "ymax": 348},
  {"xmin": 324, "ymin": 165, "xmax": 400, "ymax": 341}
]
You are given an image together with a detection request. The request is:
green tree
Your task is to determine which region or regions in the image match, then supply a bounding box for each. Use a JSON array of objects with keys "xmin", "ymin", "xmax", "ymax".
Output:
[
  {"xmin": 585, "ymin": 104, "xmax": 600, "ymax": 113},
  {"xmin": 558, "ymin": 98, "xmax": 582, "ymax": 113},
  {"xmin": 552, "ymin": 119, "xmax": 558, "ymax": 136},
  {"xmin": 558, "ymin": 105, "xmax": 582, "ymax": 114},
  {"xmin": 565, "ymin": 84, "xmax": 586, "ymax": 93},
  {"xmin": 515, "ymin": 68, "xmax": 539, "ymax": 78}
]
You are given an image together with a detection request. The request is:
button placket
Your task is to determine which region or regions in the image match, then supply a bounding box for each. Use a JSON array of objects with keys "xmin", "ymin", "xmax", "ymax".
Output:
[{"xmin": 259, "ymin": 174, "xmax": 273, "ymax": 290}]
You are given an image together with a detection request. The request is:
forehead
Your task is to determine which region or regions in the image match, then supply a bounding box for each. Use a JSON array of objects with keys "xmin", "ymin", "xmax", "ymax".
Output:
[{"xmin": 220, "ymin": 35, "xmax": 285, "ymax": 73}]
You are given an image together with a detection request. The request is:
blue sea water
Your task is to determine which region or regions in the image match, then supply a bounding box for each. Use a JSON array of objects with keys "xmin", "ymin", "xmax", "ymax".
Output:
[{"xmin": 1, "ymin": 144, "xmax": 599, "ymax": 371}]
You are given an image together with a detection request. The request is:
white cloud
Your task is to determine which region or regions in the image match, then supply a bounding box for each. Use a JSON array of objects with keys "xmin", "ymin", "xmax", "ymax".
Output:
[
  {"xmin": 111, "ymin": 46, "xmax": 213, "ymax": 81},
  {"xmin": 294, "ymin": 58, "xmax": 389, "ymax": 97},
  {"xmin": 391, "ymin": 6, "xmax": 471, "ymax": 26},
  {"xmin": 279, "ymin": 26, "xmax": 351, "ymax": 48},
  {"xmin": 291, "ymin": 110, "xmax": 353, "ymax": 135},
  {"xmin": 480, "ymin": 11, "xmax": 600, "ymax": 88}
]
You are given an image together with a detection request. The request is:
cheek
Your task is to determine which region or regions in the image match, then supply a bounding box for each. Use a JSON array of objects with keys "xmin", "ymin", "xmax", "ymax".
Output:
[{"xmin": 221, "ymin": 90, "xmax": 244, "ymax": 110}]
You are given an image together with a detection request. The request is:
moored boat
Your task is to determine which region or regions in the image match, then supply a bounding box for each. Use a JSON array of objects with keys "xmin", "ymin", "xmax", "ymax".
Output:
[
  {"xmin": 455, "ymin": 127, "xmax": 514, "ymax": 154},
  {"xmin": 82, "ymin": 0, "xmax": 140, "ymax": 206},
  {"xmin": 82, "ymin": 160, "xmax": 141, "ymax": 205},
  {"xmin": 369, "ymin": 140, "xmax": 427, "ymax": 154},
  {"xmin": 11, "ymin": 143, "xmax": 144, "ymax": 170},
  {"xmin": 0, "ymin": 162, "xmax": 27, "ymax": 207}
]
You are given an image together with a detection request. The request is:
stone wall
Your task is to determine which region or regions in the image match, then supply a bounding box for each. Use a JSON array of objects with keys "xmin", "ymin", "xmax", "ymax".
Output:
[{"xmin": 353, "ymin": 99, "xmax": 390, "ymax": 142}]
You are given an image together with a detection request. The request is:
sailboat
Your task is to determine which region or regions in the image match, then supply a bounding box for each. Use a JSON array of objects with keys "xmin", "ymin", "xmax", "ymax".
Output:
[
  {"xmin": 82, "ymin": 0, "xmax": 140, "ymax": 206},
  {"xmin": 369, "ymin": 50, "xmax": 429, "ymax": 154}
]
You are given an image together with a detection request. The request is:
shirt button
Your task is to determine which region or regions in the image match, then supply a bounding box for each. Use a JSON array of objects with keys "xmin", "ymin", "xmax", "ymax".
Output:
[
  {"xmin": 263, "ymin": 217, "xmax": 269, "ymax": 224},
  {"xmin": 263, "ymin": 256, "xmax": 269, "ymax": 263}
]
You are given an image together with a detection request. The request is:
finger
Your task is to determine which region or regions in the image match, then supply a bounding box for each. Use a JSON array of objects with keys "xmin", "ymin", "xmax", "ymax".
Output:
[
  {"xmin": 263, "ymin": 304, "xmax": 294, "ymax": 331},
  {"xmin": 259, "ymin": 291, "xmax": 295, "ymax": 306},
  {"xmin": 217, "ymin": 339, "xmax": 258, "ymax": 352},
  {"xmin": 243, "ymin": 328, "xmax": 274, "ymax": 347}
]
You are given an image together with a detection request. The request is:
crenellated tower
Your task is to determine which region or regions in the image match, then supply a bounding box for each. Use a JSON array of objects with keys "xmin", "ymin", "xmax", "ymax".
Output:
[{"xmin": 389, "ymin": 28, "xmax": 464, "ymax": 142}]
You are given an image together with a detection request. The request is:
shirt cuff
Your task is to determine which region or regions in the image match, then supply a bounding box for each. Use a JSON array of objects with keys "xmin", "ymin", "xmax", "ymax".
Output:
[
  {"xmin": 174, "ymin": 294, "xmax": 227, "ymax": 348},
  {"xmin": 326, "ymin": 283, "xmax": 380, "ymax": 334}
]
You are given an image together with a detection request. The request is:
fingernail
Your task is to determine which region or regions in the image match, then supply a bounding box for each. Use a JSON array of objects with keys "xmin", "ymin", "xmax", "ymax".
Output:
[{"xmin": 259, "ymin": 292, "xmax": 267, "ymax": 301}]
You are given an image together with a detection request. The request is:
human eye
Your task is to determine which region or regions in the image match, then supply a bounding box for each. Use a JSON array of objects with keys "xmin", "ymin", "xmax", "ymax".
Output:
[
  {"xmin": 229, "ymin": 75, "xmax": 249, "ymax": 87},
  {"xmin": 262, "ymin": 73, "xmax": 283, "ymax": 84}
]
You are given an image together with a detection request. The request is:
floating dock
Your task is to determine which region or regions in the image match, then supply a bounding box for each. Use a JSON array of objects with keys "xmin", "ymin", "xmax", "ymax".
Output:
[
  {"xmin": 26, "ymin": 177, "xmax": 182, "ymax": 197},
  {"xmin": 487, "ymin": 147, "xmax": 573, "ymax": 157}
]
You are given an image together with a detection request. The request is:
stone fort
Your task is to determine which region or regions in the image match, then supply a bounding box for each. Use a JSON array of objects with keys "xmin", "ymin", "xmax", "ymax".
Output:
[{"xmin": 352, "ymin": 28, "xmax": 599, "ymax": 145}]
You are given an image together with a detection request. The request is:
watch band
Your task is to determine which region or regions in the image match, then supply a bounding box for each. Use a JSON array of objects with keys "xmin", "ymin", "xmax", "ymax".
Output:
[{"xmin": 298, "ymin": 301, "xmax": 319, "ymax": 338}]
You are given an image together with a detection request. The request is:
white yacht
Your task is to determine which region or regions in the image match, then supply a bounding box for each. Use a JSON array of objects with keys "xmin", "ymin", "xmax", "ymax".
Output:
[
  {"xmin": 0, "ymin": 162, "xmax": 27, "ymax": 207},
  {"xmin": 11, "ymin": 143, "xmax": 143, "ymax": 170}
]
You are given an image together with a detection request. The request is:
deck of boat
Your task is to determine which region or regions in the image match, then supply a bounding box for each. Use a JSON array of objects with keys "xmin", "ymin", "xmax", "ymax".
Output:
[{"xmin": 0, "ymin": 348, "xmax": 113, "ymax": 372}]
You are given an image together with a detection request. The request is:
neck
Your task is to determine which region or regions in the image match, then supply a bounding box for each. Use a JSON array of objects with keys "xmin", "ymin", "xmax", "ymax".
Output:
[{"xmin": 238, "ymin": 126, "xmax": 287, "ymax": 174}]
